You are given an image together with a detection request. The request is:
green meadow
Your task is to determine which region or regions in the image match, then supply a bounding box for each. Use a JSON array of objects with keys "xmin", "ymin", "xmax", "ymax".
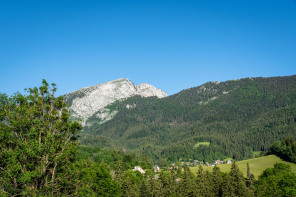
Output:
[
  {"xmin": 191, "ymin": 155, "xmax": 296, "ymax": 179},
  {"xmin": 194, "ymin": 142, "xmax": 210, "ymax": 148}
]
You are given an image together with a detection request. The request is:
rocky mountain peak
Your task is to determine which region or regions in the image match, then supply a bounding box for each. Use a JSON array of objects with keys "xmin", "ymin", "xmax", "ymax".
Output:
[{"xmin": 64, "ymin": 79, "xmax": 167, "ymax": 125}]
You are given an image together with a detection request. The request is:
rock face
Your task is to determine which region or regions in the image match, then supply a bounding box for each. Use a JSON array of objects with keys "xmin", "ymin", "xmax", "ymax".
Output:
[{"xmin": 64, "ymin": 78, "xmax": 167, "ymax": 125}]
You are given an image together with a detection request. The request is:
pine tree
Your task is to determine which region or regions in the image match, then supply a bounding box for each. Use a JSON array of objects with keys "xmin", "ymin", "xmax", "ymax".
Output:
[
  {"xmin": 148, "ymin": 174, "xmax": 161, "ymax": 197},
  {"xmin": 246, "ymin": 163, "xmax": 255, "ymax": 192},
  {"xmin": 205, "ymin": 170, "xmax": 215, "ymax": 197},
  {"xmin": 180, "ymin": 165, "xmax": 196, "ymax": 196},
  {"xmin": 247, "ymin": 163, "xmax": 251, "ymax": 178},
  {"xmin": 228, "ymin": 161, "xmax": 248, "ymax": 196},
  {"xmin": 122, "ymin": 177, "xmax": 140, "ymax": 197},
  {"xmin": 196, "ymin": 165, "xmax": 207, "ymax": 196},
  {"xmin": 115, "ymin": 160, "xmax": 124, "ymax": 187},
  {"xmin": 222, "ymin": 174, "xmax": 232, "ymax": 197},
  {"xmin": 140, "ymin": 178, "xmax": 151, "ymax": 197},
  {"xmin": 212, "ymin": 165, "xmax": 223, "ymax": 197}
]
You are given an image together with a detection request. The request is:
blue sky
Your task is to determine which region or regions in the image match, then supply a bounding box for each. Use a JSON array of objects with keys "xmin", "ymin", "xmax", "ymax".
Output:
[{"xmin": 0, "ymin": 0, "xmax": 295, "ymax": 96}]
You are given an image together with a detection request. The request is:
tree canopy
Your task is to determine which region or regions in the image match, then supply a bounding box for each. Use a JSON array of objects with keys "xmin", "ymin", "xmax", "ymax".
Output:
[{"xmin": 0, "ymin": 80, "xmax": 120, "ymax": 196}]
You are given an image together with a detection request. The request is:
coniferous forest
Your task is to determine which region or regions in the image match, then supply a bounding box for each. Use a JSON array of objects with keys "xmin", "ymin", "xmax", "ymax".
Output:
[
  {"xmin": 80, "ymin": 75, "xmax": 296, "ymax": 164},
  {"xmin": 1, "ymin": 78, "xmax": 296, "ymax": 196}
]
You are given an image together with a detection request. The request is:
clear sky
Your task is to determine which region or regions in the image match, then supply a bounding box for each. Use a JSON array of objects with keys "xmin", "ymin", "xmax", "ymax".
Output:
[{"xmin": 0, "ymin": 0, "xmax": 295, "ymax": 96}]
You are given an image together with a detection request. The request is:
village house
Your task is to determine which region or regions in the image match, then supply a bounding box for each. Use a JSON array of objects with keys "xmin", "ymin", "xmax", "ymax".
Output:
[
  {"xmin": 215, "ymin": 160, "xmax": 223, "ymax": 164},
  {"xmin": 133, "ymin": 166, "xmax": 146, "ymax": 174},
  {"xmin": 153, "ymin": 165, "xmax": 161, "ymax": 173}
]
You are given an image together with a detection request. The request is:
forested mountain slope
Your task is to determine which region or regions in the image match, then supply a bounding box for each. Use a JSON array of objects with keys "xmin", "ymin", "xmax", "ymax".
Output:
[{"xmin": 79, "ymin": 75, "xmax": 296, "ymax": 163}]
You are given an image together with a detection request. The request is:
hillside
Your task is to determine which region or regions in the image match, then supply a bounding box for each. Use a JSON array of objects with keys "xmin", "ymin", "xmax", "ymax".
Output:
[
  {"xmin": 191, "ymin": 155, "xmax": 296, "ymax": 179},
  {"xmin": 78, "ymin": 75, "xmax": 296, "ymax": 163}
]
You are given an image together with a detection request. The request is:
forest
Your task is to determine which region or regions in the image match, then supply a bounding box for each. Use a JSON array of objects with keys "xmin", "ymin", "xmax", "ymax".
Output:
[
  {"xmin": 1, "ymin": 79, "xmax": 296, "ymax": 196},
  {"xmin": 80, "ymin": 75, "xmax": 296, "ymax": 164}
]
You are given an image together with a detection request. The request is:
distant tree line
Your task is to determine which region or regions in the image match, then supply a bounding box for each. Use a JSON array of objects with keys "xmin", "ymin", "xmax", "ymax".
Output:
[{"xmin": 268, "ymin": 137, "xmax": 296, "ymax": 163}]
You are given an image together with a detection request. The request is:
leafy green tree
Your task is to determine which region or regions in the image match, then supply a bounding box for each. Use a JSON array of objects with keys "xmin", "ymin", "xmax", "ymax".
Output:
[
  {"xmin": 0, "ymin": 80, "xmax": 120, "ymax": 196},
  {"xmin": 255, "ymin": 163, "xmax": 296, "ymax": 196},
  {"xmin": 0, "ymin": 80, "xmax": 82, "ymax": 195},
  {"xmin": 69, "ymin": 159, "xmax": 120, "ymax": 197},
  {"xmin": 268, "ymin": 137, "xmax": 296, "ymax": 163}
]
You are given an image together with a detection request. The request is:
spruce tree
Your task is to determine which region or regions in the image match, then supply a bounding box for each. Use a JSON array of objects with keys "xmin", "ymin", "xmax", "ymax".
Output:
[
  {"xmin": 122, "ymin": 177, "xmax": 140, "ymax": 197},
  {"xmin": 180, "ymin": 165, "xmax": 196, "ymax": 196},
  {"xmin": 228, "ymin": 162, "xmax": 248, "ymax": 196},
  {"xmin": 115, "ymin": 160, "xmax": 124, "ymax": 187},
  {"xmin": 212, "ymin": 165, "xmax": 223, "ymax": 197},
  {"xmin": 222, "ymin": 174, "xmax": 232, "ymax": 197},
  {"xmin": 140, "ymin": 178, "xmax": 151, "ymax": 197},
  {"xmin": 196, "ymin": 165, "xmax": 207, "ymax": 196},
  {"xmin": 147, "ymin": 174, "xmax": 161, "ymax": 197}
]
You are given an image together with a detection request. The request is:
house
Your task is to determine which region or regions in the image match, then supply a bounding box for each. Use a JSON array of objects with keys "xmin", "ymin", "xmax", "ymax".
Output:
[
  {"xmin": 215, "ymin": 160, "xmax": 223, "ymax": 164},
  {"xmin": 153, "ymin": 165, "xmax": 161, "ymax": 173},
  {"xmin": 194, "ymin": 160, "xmax": 199, "ymax": 164},
  {"xmin": 205, "ymin": 162, "xmax": 210, "ymax": 166},
  {"xmin": 227, "ymin": 160, "xmax": 232, "ymax": 164},
  {"xmin": 133, "ymin": 166, "xmax": 146, "ymax": 174}
]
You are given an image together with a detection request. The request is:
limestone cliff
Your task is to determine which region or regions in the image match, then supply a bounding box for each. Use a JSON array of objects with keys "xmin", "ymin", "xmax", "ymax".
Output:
[{"xmin": 64, "ymin": 78, "xmax": 167, "ymax": 125}]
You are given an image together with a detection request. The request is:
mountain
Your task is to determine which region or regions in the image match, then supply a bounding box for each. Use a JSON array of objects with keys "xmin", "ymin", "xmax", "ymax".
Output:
[
  {"xmin": 64, "ymin": 78, "xmax": 167, "ymax": 126},
  {"xmin": 77, "ymin": 75, "xmax": 296, "ymax": 163}
]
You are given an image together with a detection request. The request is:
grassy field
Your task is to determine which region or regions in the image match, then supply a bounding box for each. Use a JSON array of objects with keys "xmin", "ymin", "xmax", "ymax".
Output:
[
  {"xmin": 252, "ymin": 151, "xmax": 262, "ymax": 157},
  {"xmin": 190, "ymin": 155, "xmax": 296, "ymax": 179},
  {"xmin": 194, "ymin": 142, "xmax": 210, "ymax": 148}
]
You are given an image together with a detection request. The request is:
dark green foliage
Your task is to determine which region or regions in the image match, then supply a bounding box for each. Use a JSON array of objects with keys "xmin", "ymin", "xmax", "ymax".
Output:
[
  {"xmin": 78, "ymin": 75, "xmax": 296, "ymax": 163},
  {"xmin": 147, "ymin": 173, "xmax": 162, "ymax": 197},
  {"xmin": 196, "ymin": 165, "xmax": 208, "ymax": 196},
  {"xmin": 268, "ymin": 137, "xmax": 296, "ymax": 163},
  {"xmin": 118, "ymin": 160, "xmax": 296, "ymax": 197},
  {"xmin": 255, "ymin": 163, "xmax": 296, "ymax": 196},
  {"xmin": 228, "ymin": 162, "xmax": 248, "ymax": 196},
  {"xmin": 159, "ymin": 170, "xmax": 178, "ymax": 196},
  {"xmin": 212, "ymin": 165, "xmax": 223, "ymax": 197},
  {"xmin": 77, "ymin": 145, "xmax": 152, "ymax": 170},
  {"xmin": 179, "ymin": 165, "xmax": 196, "ymax": 196},
  {"xmin": 140, "ymin": 178, "xmax": 152, "ymax": 197},
  {"xmin": 0, "ymin": 81, "xmax": 120, "ymax": 196},
  {"xmin": 0, "ymin": 80, "xmax": 82, "ymax": 195}
]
